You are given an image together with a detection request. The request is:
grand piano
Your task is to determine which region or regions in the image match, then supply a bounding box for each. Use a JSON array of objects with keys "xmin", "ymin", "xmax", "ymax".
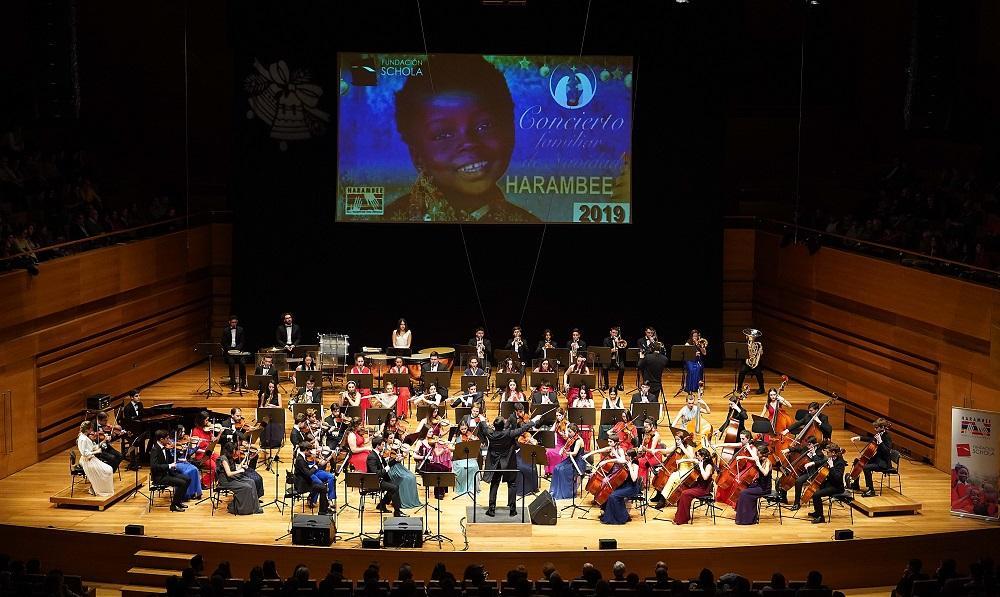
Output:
[{"xmin": 121, "ymin": 404, "xmax": 230, "ymax": 463}]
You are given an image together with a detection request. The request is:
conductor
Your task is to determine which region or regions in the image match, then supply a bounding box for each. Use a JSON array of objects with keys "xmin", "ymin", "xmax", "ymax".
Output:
[
  {"xmin": 638, "ymin": 342, "xmax": 669, "ymax": 400},
  {"xmin": 477, "ymin": 413, "xmax": 540, "ymax": 517}
]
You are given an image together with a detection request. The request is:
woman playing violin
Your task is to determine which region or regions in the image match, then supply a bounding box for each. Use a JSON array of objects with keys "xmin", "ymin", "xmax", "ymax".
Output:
[
  {"xmin": 170, "ymin": 424, "xmax": 203, "ymax": 500},
  {"xmin": 416, "ymin": 431, "xmax": 454, "ymax": 499},
  {"xmin": 545, "ymin": 409, "xmax": 570, "ymax": 475},
  {"xmin": 346, "ymin": 417, "xmax": 372, "ymax": 472},
  {"xmin": 378, "ymin": 415, "xmax": 422, "ymax": 509},
  {"xmin": 550, "ymin": 423, "xmax": 585, "ymax": 499},
  {"xmin": 453, "ymin": 419, "xmax": 481, "ymax": 496},
  {"xmin": 673, "ymin": 447, "xmax": 715, "ymax": 525}
]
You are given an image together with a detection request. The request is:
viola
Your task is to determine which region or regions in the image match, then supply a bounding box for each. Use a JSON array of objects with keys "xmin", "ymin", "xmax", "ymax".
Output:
[
  {"xmin": 585, "ymin": 454, "xmax": 629, "ymax": 505},
  {"xmin": 713, "ymin": 445, "xmax": 760, "ymax": 508}
]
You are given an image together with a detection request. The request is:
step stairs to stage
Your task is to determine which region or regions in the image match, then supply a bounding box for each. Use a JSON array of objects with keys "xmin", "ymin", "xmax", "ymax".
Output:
[{"xmin": 119, "ymin": 550, "xmax": 194, "ymax": 597}]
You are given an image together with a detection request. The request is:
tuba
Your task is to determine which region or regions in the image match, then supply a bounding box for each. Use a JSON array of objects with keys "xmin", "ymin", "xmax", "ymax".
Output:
[{"xmin": 744, "ymin": 328, "xmax": 763, "ymax": 369}]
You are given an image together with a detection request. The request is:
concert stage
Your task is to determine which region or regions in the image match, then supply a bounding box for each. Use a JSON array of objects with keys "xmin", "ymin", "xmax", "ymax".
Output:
[{"xmin": 2, "ymin": 365, "xmax": 996, "ymax": 591}]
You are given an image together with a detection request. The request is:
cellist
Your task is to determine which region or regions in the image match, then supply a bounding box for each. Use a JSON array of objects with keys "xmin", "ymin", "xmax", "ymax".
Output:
[
  {"xmin": 600, "ymin": 449, "xmax": 643, "ymax": 525},
  {"xmin": 673, "ymin": 448, "xmax": 715, "ymax": 525},
  {"xmin": 806, "ymin": 443, "xmax": 847, "ymax": 523},
  {"xmin": 850, "ymin": 417, "xmax": 893, "ymax": 497},
  {"xmin": 734, "ymin": 442, "xmax": 773, "ymax": 525},
  {"xmin": 656, "ymin": 430, "xmax": 697, "ymax": 507},
  {"xmin": 785, "ymin": 437, "xmax": 827, "ymax": 511},
  {"xmin": 782, "ymin": 401, "xmax": 833, "ymax": 441}
]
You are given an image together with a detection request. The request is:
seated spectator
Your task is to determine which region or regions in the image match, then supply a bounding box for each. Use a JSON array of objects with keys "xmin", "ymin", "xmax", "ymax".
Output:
[
  {"xmin": 612, "ymin": 561, "xmax": 626, "ymax": 582},
  {"xmin": 763, "ymin": 572, "xmax": 787, "ymax": 592},
  {"xmin": 892, "ymin": 559, "xmax": 928, "ymax": 597}
]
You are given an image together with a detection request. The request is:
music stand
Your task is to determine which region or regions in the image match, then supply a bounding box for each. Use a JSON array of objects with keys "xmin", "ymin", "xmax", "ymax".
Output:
[
  {"xmin": 670, "ymin": 345, "xmax": 698, "ymax": 398},
  {"xmin": 625, "ymin": 348, "xmax": 643, "ymax": 390},
  {"xmin": 420, "ymin": 471, "xmax": 456, "ymax": 547},
  {"xmin": 461, "ymin": 375, "xmax": 489, "ymax": 394},
  {"xmin": 560, "ymin": 443, "xmax": 590, "ymax": 519},
  {"xmin": 547, "ymin": 348, "xmax": 570, "ymax": 368},
  {"xmin": 383, "ymin": 373, "xmax": 411, "ymax": 392},
  {"xmin": 291, "ymin": 403, "xmax": 322, "ymax": 422},
  {"xmin": 750, "ymin": 414, "xmax": 775, "ymax": 436},
  {"xmin": 347, "ymin": 373, "xmax": 373, "ymax": 391},
  {"xmin": 630, "ymin": 402, "xmax": 664, "ymax": 427},
  {"xmin": 499, "ymin": 401, "xmax": 525, "ymax": 421},
  {"xmin": 452, "ymin": 440, "xmax": 481, "ymax": 500},
  {"xmin": 256, "ymin": 407, "xmax": 286, "ymax": 466},
  {"xmin": 724, "ymin": 342, "xmax": 750, "ymax": 399},
  {"xmin": 342, "ymin": 472, "xmax": 383, "ymax": 542},
  {"xmin": 530, "ymin": 372, "xmax": 558, "ymax": 393},
  {"xmin": 599, "ymin": 408, "xmax": 625, "ymax": 441},
  {"xmin": 423, "ymin": 371, "xmax": 452, "ymax": 391},
  {"xmin": 519, "ymin": 441, "xmax": 546, "ymax": 479},
  {"xmin": 248, "ymin": 374, "xmax": 276, "ymax": 393},
  {"xmin": 121, "ymin": 431, "xmax": 151, "ymax": 502},
  {"xmin": 343, "ymin": 406, "xmax": 363, "ymax": 421},
  {"xmin": 454, "ymin": 344, "xmax": 480, "ymax": 368},
  {"xmin": 568, "ymin": 373, "xmax": 598, "ymax": 394},
  {"xmin": 493, "ymin": 348, "xmax": 518, "ymax": 365},
  {"xmin": 590, "ymin": 346, "xmax": 612, "ymax": 367},
  {"xmin": 568, "ymin": 407, "xmax": 596, "ymax": 452},
  {"xmin": 452, "ymin": 407, "xmax": 472, "ymax": 428},
  {"xmin": 529, "ymin": 405, "xmax": 558, "ymax": 427},
  {"xmin": 415, "ymin": 405, "xmax": 447, "ymax": 422},
  {"xmin": 194, "ymin": 342, "xmax": 224, "ymax": 397},
  {"xmin": 494, "ymin": 371, "xmax": 524, "ymax": 393},
  {"xmin": 366, "ymin": 408, "xmax": 391, "ymax": 431}
]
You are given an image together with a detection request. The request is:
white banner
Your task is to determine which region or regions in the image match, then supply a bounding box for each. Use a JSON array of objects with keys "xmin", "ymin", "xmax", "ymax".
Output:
[{"xmin": 950, "ymin": 407, "xmax": 1000, "ymax": 521}]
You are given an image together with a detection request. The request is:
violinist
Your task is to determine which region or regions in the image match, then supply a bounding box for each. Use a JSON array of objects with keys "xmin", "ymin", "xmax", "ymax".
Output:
[
  {"xmin": 783, "ymin": 401, "xmax": 833, "ymax": 441},
  {"xmin": 323, "ymin": 403, "xmax": 347, "ymax": 450},
  {"xmin": 807, "ymin": 443, "xmax": 847, "ymax": 523},
  {"xmin": 536, "ymin": 329, "xmax": 557, "ymax": 359},
  {"xmin": 341, "ymin": 380, "xmax": 364, "ymax": 409},
  {"xmin": 220, "ymin": 407, "xmax": 242, "ymax": 446},
  {"xmin": 366, "ymin": 436, "xmax": 403, "ymax": 516},
  {"xmin": 631, "ymin": 381, "xmax": 657, "ymax": 404},
  {"xmin": 500, "ymin": 379, "xmax": 526, "ymax": 403},
  {"xmin": 550, "ymin": 423, "xmax": 585, "ymax": 499},
  {"xmin": 635, "ymin": 417, "xmax": 664, "ymax": 494},
  {"xmin": 293, "ymin": 441, "xmax": 333, "ymax": 516},
  {"xmin": 658, "ymin": 430, "xmax": 697, "ymax": 507},
  {"xmin": 530, "ymin": 383, "xmax": 558, "ymax": 407},
  {"xmin": 532, "ymin": 358, "xmax": 555, "ymax": 374},
  {"xmin": 570, "ymin": 385, "xmax": 595, "ymax": 451},
  {"xmin": 290, "ymin": 414, "xmax": 314, "ymax": 451},
  {"xmin": 379, "ymin": 425, "xmax": 422, "ymax": 509},
  {"xmin": 413, "ymin": 405, "xmax": 448, "ymax": 441},
  {"xmin": 545, "ymin": 409, "xmax": 570, "ymax": 475},
  {"xmin": 93, "ymin": 411, "xmax": 125, "ymax": 471},
  {"xmin": 149, "ymin": 429, "xmax": 191, "ymax": 511},
  {"xmin": 77, "ymin": 421, "xmax": 115, "ymax": 497},
  {"xmin": 785, "ymin": 437, "xmax": 827, "ymax": 511},
  {"xmin": 451, "ymin": 382, "xmax": 485, "ymax": 411},
  {"xmin": 506, "ymin": 325, "xmax": 529, "ymax": 367},
  {"xmin": 563, "ymin": 355, "xmax": 590, "ymax": 397},
  {"xmin": 258, "ymin": 380, "xmax": 281, "ymax": 408},
  {"xmin": 463, "ymin": 357, "xmax": 486, "ymax": 377},
  {"xmin": 415, "ymin": 430, "xmax": 454, "ymax": 500},
  {"xmin": 461, "ymin": 403, "xmax": 488, "ymax": 430},
  {"xmin": 172, "ymin": 424, "xmax": 204, "ymax": 500},
  {"xmin": 453, "ymin": 419, "xmax": 481, "ymax": 496},
  {"xmin": 191, "ymin": 412, "xmax": 221, "ymax": 487},
  {"xmin": 345, "ymin": 417, "xmax": 371, "ymax": 472},
  {"xmin": 305, "ymin": 408, "xmax": 330, "ymax": 447},
  {"xmin": 235, "ymin": 436, "xmax": 265, "ymax": 497},
  {"xmin": 734, "ymin": 442, "xmax": 773, "ymax": 525},
  {"xmin": 672, "ymin": 448, "xmax": 715, "ymax": 525},
  {"xmin": 509, "ymin": 403, "xmax": 539, "ymax": 496},
  {"xmin": 851, "ymin": 418, "xmax": 893, "ymax": 497},
  {"xmin": 477, "ymin": 412, "xmax": 540, "ymax": 517},
  {"xmin": 602, "ymin": 326, "xmax": 626, "ymax": 392},
  {"xmin": 218, "ymin": 441, "xmax": 264, "ymax": 515}
]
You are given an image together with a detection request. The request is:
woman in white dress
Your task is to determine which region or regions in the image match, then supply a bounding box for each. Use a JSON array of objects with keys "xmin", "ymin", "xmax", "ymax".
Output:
[
  {"xmin": 77, "ymin": 421, "xmax": 115, "ymax": 496},
  {"xmin": 391, "ymin": 319, "xmax": 412, "ymax": 356}
]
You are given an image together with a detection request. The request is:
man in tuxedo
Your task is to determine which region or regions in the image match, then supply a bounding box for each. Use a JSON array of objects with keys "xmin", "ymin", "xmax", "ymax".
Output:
[
  {"xmin": 294, "ymin": 377, "xmax": 323, "ymax": 405},
  {"xmin": 602, "ymin": 326, "xmax": 626, "ymax": 391},
  {"xmin": 422, "ymin": 352, "xmax": 448, "ymax": 373},
  {"xmin": 461, "ymin": 403, "xmax": 488, "ymax": 429},
  {"xmin": 631, "ymin": 381, "xmax": 657, "ymax": 404},
  {"xmin": 275, "ymin": 312, "xmax": 301, "ymax": 355},
  {"xmin": 808, "ymin": 444, "xmax": 848, "ymax": 523},
  {"xmin": 220, "ymin": 316, "xmax": 247, "ymax": 390},
  {"xmin": 120, "ymin": 389, "xmax": 144, "ymax": 425},
  {"xmin": 463, "ymin": 358, "xmax": 486, "ymax": 377},
  {"xmin": 468, "ymin": 328, "xmax": 492, "ymax": 369},
  {"xmin": 566, "ymin": 328, "xmax": 588, "ymax": 354},
  {"xmin": 452, "ymin": 382, "xmax": 484, "ymax": 409},
  {"xmin": 294, "ymin": 443, "xmax": 332, "ymax": 515},
  {"xmin": 530, "ymin": 383, "xmax": 558, "ymax": 407},
  {"xmin": 638, "ymin": 343, "xmax": 668, "ymax": 400},
  {"xmin": 505, "ymin": 326, "xmax": 530, "ymax": 367},
  {"xmin": 477, "ymin": 413, "xmax": 540, "ymax": 517},
  {"xmin": 254, "ymin": 355, "xmax": 280, "ymax": 390},
  {"xmin": 783, "ymin": 401, "xmax": 833, "ymax": 440},
  {"xmin": 290, "ymin": 414, "xmax": 313, "ymax": 451},
  {"xmin": 149, "ymin": 430, "xmax": 191, "ymax": 511},
  {"xmin": 366, "ymin": 436, "xmax": 403, "ymax": 516}
]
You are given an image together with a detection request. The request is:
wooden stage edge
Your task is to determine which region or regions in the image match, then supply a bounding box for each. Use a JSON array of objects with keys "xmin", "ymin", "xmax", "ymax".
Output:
[
  {"xmin": 2, "ymin": 523, "xmax": 998, "ymax": 590},
  {"xmin": 49, "ymin": 474, "xmax": 146, "ymax": 510}
]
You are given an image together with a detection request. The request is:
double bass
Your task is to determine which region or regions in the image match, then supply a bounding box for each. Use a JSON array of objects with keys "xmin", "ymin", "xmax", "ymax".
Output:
[
  {"xmin": 765, "ymin": 375, "xmax": 791, "ymax": 437},
  {"xmin": 717, "ymin": 385, "xmax": 751, "ymax": 464},
  {"xmin": 771, "ymin": 395, "xmax": 839, "ymax": 461},
  {"xmin": 585, "ymin": 451, "xmax": 629, "ymax": 505},
  {"xmin": 685, "ymin": 383, "xmax": 714, "ymax": 446}
]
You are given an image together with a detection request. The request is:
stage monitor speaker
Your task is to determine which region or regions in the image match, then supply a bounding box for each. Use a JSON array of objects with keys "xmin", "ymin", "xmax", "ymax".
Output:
[
  {"xmin": 834, "ymin": 529, "xmax": 854, "ymax": 540},
  {"xmin": 291, "ymin": 514, "xmax": 333, "ymax": 546},
  {"xmin": 383, "ymin": 517, "xmax": 423, "ymax": 547},
  {"xmin": 361, "ymin": 538, "xmax": 381, "ymax": 549},
  {"xmin": 124, "ymin": 524, "xmax": 144, "ymax": 536},
  {"xmin": 599, "ymin": 538, "xmax": 617, "ymax": 550},
  {"xmin": 528, "ymin": 490, "xmax": 557, "ymax": 525},
  {"xmin": 87, "ymin": 394, "xmax": 111, "ymax": 410}
]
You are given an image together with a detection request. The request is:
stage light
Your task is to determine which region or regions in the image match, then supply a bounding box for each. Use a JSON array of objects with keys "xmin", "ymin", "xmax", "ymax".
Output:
[{"xmin": 675, "ymin": 0, "xmax": 691, "ymax": 4}]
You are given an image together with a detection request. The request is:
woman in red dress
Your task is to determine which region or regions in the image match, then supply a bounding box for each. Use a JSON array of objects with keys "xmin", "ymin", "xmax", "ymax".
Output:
[
  {"xmin": 190, "ymin": 412, "xmax": 221, "ymax": 487},
  {"xmin": 387, "ymin": 357, "xmax": 412, "ymax": 419},
  {"xmin": 346, "ymin": 417, "xmax": 371, "ymax": 472},
  {"xmin": 570, "ymin": 385, "xmax": 595, "ymax": 451},
  {"xmin": 350, "ymin": 356, "xmax": 373, "ymax": 397},
  {"xmin": 673, "ymin": 448, "xmax": 715, "ymax": 525}
]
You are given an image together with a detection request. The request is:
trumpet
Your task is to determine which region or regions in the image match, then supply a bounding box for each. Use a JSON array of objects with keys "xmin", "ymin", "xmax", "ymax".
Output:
[{"xmin": 696, "ymin": 337, "xmax": 708, "ymax": 351}]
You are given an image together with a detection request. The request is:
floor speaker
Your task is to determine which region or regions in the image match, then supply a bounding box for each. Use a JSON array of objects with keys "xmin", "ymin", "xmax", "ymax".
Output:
[
  {"xmin": 383, "ymin": 517, "xmax": 423, "ymax": 547},
  {"xmin": 528, "ymin": 490, "xmax": 557, "ymax": 525},
  {"xmin": 124, "ymin": 524, "xmax": 144, "ymax": 536},
  {"xmin": 291, "ymin": 514, "xmax": 333, "ymax": 546}
]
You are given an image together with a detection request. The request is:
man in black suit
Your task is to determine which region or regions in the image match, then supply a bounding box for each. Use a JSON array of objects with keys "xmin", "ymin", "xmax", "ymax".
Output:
[
  {"xmin": 220, "ymin": 316, "xmax": 247, "ymax": 390},
  {"xmin": 505, "ymin": 326, "xmax": 530, "ymax": 367},
  {"xmin": 602, "ymin": 327, "xmax": 626, "ymax": 391},
  {"xmin": 468, "ymin": 328, "xmax": 492, "ymax": 369},
  {"xmin": 786, "ymin": 437, "xmax": 827, "ymax": 511},
  {"xmin": 293, "ymin": 377, "xmax": 323, "ymax": 405},
  {"xmin": 463, "ymin": 358, "xmax": 486, "ymax": 377},
  {"xmin": 294, "ymin": 443, "xmax": 333, "ymax": 515},
  {"xmin": 783, "ymin": 402, "xmax": 833, "ymax": 440},
  {"xmin": 530, "ymin": 383, "xmax": 558, "ymax": 407},
  {"xmin": 851, "ymin": 418, "xmax": 894, "ymax": 497},
  {"xmin": 477, "ymin": 413, "xmax": 539, "ymax": 517},
  {"xmin": 120, "ymin": 389, "xmax": 144, "ymax": 425},
  {"xmin": 808, "ymin": 443, "xmax": 848, "ymax": 523},
  {"xmin": 275, "ymin": 312, "xmax": 301, "ymax": 354},
  {"xmin": 451, "ymin": 382, "xmax": 485, "ymax": 410},
  {"xmin": 366, "ymin": 436, "xmax": 403, "ymax": 516},
  {"xmin": 631, "ymin": 381, "xmax": 657, "ymax": 404},
  {"xmin": 566, "ymin": 328, "xmax": 588, "ymax": 355},
  {"xmin": 254, "ymin": 355, "xmax": 280, "ymax": 390},
  {"xmin": 638, "ymin": 343, "xmax": 668, "ymax": 399},
  {"xmin": 149, "ymin": 430, "xmax": 191, "ymax": 511},
  {"xmin": 422, "ymin": 352, "xmax": 449, "ymax": 373}
]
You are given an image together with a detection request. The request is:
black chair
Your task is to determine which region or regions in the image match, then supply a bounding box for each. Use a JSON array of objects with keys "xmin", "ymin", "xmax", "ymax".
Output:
[
  {"xmin": 909, "ymin": 579, "xmax": 940, "ymax": 597},
  {"xmin": 147, "ymin": 479, "xmax": 175, "ymax": 512},
  {"xmin": 211, "ymin": 473, "xmax": 235, "ymax": 516},
  {"xmin": 879, "ymin": 449, "xmax": 903, "ymax": 495},
  {"xmin": 689, "ymin": 483, "xmax": 719, "ymax": 525},
  {"xmin": 759, "ymin": 492, "xmax": 784, "ymax": 525},
  {"xmin": 794, "ymin": 589, "xmax": 833, "ymax": 597},
  {"xmin": 68, "ymin": 451, "xmax": 88, "ymax": 497}
]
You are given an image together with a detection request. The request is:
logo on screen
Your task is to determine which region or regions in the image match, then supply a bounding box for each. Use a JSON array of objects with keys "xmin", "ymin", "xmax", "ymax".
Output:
[
  {"xmin": 345, "ymin": 186, "xmax": 385, "ymax": 216},
  {"xmin": 961, "ymin": 416, "xmax": 992, "ymax": 438},
  {"xmin": 548, "ymin": 64, "xmax": 598, "ymax": 110},
  {"xmin": 956, "ymin": 443, "xmax": 972, "ymax": 457}
]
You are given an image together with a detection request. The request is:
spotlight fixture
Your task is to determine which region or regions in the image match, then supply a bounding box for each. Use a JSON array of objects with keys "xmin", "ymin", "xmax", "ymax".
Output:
[{"xmin": 675, "ymin": 0, "xmax": 691, "ymax": 3}]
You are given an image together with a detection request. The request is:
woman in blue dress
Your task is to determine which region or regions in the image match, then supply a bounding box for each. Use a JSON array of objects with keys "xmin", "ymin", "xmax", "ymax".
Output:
[
  {"xmin": 550, "ymin": 424, "xmax": 586, "ymax": 499},
  {"xmin": 683, "ymin": 329, "xmax": 707, "ymax": 394},
  {"xmin": 600, "ymin": 448, "xmax": 642, "ymax": 525},
  {"xmin": 173, "ymin": 425, "xmax": 203, "ymax": 500}
]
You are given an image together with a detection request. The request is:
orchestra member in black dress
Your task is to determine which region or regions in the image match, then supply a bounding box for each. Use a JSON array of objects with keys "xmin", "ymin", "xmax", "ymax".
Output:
[
  {"xmin": 851, "ymin": 418, "xmax": 894, "ymax": 497},
  {"xmin": 220, "ymin": 315, "xmax": 247, "ymax": 390},
  {"xmin": 258, "ymin": 380, "xmax": 281, "ymax": 408},
  {"xmin": 602, "ymin": 326, "xmax": 627, "ymax": 392},
  {"xmin": 254, "ymin": 356, "xmax": 280, "ymax": 390},
  {"xmin": 808, "ymin": 443, "xmax": 847, "ymax": 523}
]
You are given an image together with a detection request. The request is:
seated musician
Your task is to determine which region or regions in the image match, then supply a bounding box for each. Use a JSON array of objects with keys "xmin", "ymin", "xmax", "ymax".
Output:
[
  {"xmin": 499, "ymin": 357, "xmax": 521, "ymax": 374},
  {"xmin": 545, "ymin": 409, "xmax": 570, "ymax": 474},
  {"xmin": 150, "ymin": 430, "xmax": 192, "ymax": 511},
  {"xmin": 536, "ymin": 328, "xmax": 557, "ymax": 359},
  {"xmin": 549, "ymin": 423, "xmax": 585, "ymax": 499},
  {"xmin": 258, "ymin": 379, "xmax": 281, "ymax": 408},
  {"xmin": 290, "ymin": 414, "xmax": 314, "ymax": 451},
  {"xmin": 350, "ymin": 356, "xmax": 374, "ymax": 397},
  {"xmin": 293, "ymin": 353, "xmax": 319, "ymax": 387},
  {"xmin": 191, "ymin": 412, "xmax": 221, "ymax": 487},
  {"xmin": 217, "ymin": 441, "xmax": 264, "ymax": 515},
  {"xmin": 171, "ymin": 424, "xmax": 203, "ymax": 500},
  {"xmin": 533, "ymin": 358, "xmax": 555, "ymax": 374},
  {"xmin": 807, "ymin": 443, "xmax": 847, "ymax": 523},
  {"xmin": 782, "ymin": 401, "xmax": 833, "ymax": 441},
  {"xmin": 599, "ymin": 448, "xmax": 642, "ymax": 525},
  {"xmin": 563, "ymin": 355, "xmax": 590, "ymax": 396},
  {"xmin": 93, "ymin": 411, "xmax": 124, "ymax": 471},
  {"xmin": 377, "ymin": 418, "xmax": 422, "ymax": 510},
  {"xmin": 275, "ymin": 312, "xmax": 301, "ymax": 357},
  {"xmin": 570, "ymin": 385, "xmax": 595, "ymax": 450},
  {"xmin": 656, "ymin": 430, "xmax": 697, "ymax": 508},
  {"xmin": 850, "ymin": 417, "xmax": 893, "ymax": 497},
  {"xmin": 346, "ymin": 417, "xmax": 372, "ymax": 472},
  {"xmin": 451, "ymin": 382, "xmax": 485, "ymax": 411},
  {"xmin": 461, "ymin": 403, "xmax": 488, "ymax": 430},
  {"xmin": 463, "ymin": 357, "xmax": 486, "ymax": 377},
  {"xmin": 77, "ymin": 421, "xmax": 115, "ymax": 497},
  {"xmin": 366, "ymin": 436, "xmax": 403, "ymax": 516},
  {"xmin": 598, "ymin": 388, "xmax": 625, "ymax": 441},
  {"xmin": 120, "ymin": 389, "xmax": 144, "ymax": 426},
  {"xmin": 422, "ymin": 352, "xmax": 448, "ymax": 373},
  {"xmin": 453, "ymin": 419, "xmax": 481, "ymax": 496},
  {"xmin": 293, "ymin": 376, "xmax": 322, "ymax": 406},
  {"xmin": 341, "ymin": 380, "xmax": 365, "ymax": 409},
  {"xmin": 389, "ymin": 356, "xmax": 409, "ymax": 374},
  {"xmin": 672, "ymin": 448, "xmax": 715, "ymax": 525},
  {"xmin": 235, "ymin": 436, "xmax": 264, "ymax": 496},
  {"xmin": 531, "ymin": 383, "xmax": 558, "ymax": 407},
  {"xmin": 608, "ymin": 409, "xmax": 638, "ymax": 450},
  {"xmin": 675, "ymin": 392, "xmax": 711, "ymax": 431},
  {"xmin": 323, "ymin": 403, "xmax": 347, "ymax": 451},
  {"xmin": 294, "ymin": 441, "xmax": 333, "ymax": 515},
  {"xmin": 720, "ymin": 391, "xmax": 748, "ymax": 436},
  {"xmin": 411, "ymin": 382, "xmax": 443, "ymax": 407},
  {"xmin": 221, "ymin": 315, "xmax": 247, "ymax": 390},
  {"xmin": 370, "ymin": 381, "xmax": 400, "ymax": 412},
  {"xmin": 636, "ymin": 417, "xmax": 664, "ymax": 501},
  {"xmin": 785, "ymin": 437, "xmax": 827, "ymax": 511},
  {"xmin": 631, "ymin": 381, "xmax": 657, "ymax": 404},
  {"xmin": 500, "ymin": 378, "xmax": 526, "ymax": 403},
  {"xmin": 415, "ymin": 430, "xmax": 454, "ymax": 500},
  {"xmin": 413, "ymin": 406, "xmax": 448, "ymax": 440},
  {"xmin": 254, "ymin": 355, "xmax": 280, "ymax": 387},
  {"xmin": 220, "ymin": 407, "xmax": 244, "ymax": 446},
  {"xmin": 734, "ymin": 442, "xmax": 773, "ymax": 525}
]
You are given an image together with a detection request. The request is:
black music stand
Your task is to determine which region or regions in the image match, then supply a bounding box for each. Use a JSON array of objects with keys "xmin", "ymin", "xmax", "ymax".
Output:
[
  {"xmin": 452, "ymin": 407, "xmax": 472, "ymax": 429},
  {"xmin": 121, "ymin": 431, "xmax": 151, "ymax": 502},
  {"xmin": 461, "ymin": 374, "xmax": 489, "ymax": 394},
  {"xmin": 568, "ymin": 373, "xmax": 598, "ymax": 396},
  {"xmin": 423, "ymin": 371, "xmax": 452, "ymax": 391},
  {"xmin": 420, "ymin": 471, "xmax": 455, "ymax": 547},
  {"xmin": 519, "ymin": 442, "xmax": 546, "ymax": 495},
  {"xmin": 547, "ymin": 347, "xmax": 571, "ymax": 369},
  {"xmin": 194, "ymin": 342, "xmax": 224, "ymax": 397},
  {"xmin": 670, "ymin": 345, "xmax": 698, "ymax": 398},
  {"xmin": 415, "ymin": 404, "xmax": 447, "ymax": 422},
  {"xmin": 499, "ymin": 402, "xmax": 523, "ymax": 421},
  {"xmin": 559, "ymin": 445, "xmax": 589, "ymax": 519},
  {"xmin": 452, "ymin": 440, "xmax": 481, "ymax": 501},
  {"xmin": 365, "ymin": 408, "xmax": 391, "ymax": 431},
  {"xmin": 723, "ymin": 342, "xmax": 750, "ymax": 399},
  {"xmin": 589, "ymin": 347, "xmax": 612, "ymax": 390},
  {"xmin": 256, "ymin": 407, "xmax": 286, "ymax": 467},
  {"xmin": 455, "ymin": 344, "xmax": 480, "ymax": 368},
  {"xmin": 494, "ymin": 372, "xmax": 524, "ymax": 394},
  {"xmin": 383, "ymin": 372, "xmax": 411, "ymax": 390},
  {"xmin": 248, "ymin": 373, "xmax": 276, "ymax": 394},
  {"xmin": 630, "ymin": 402, "xmax": 665, "ymax": 427},
  {"xmin": 493, "ymin": 348, "xmax": 519, "ymax": 366},
  {"xmin": 568, "ymin": 407, "xmax": 596, "ymax": 452},
  {"xmin": 599, "ymin": 408, "xmax": 626, "ymax": 441},
  {"xmin": 342, "ymin": 472, "xmax": 383, "ymax": 542},
  {"xmin": 347, "ymin": 373, "xmax": 373, "ymax": 392}
]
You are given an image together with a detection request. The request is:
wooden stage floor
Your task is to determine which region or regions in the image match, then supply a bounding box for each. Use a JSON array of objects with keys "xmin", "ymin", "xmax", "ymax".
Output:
[{"xmin": 3, "ymin": 365, "xmax": 996, "ymax": 588}]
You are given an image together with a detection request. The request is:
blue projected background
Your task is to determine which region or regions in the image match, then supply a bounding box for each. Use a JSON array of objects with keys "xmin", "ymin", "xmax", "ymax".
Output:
[{"xmin": 337, "ymin": 53, "xmax": 634, "ymax": 224}]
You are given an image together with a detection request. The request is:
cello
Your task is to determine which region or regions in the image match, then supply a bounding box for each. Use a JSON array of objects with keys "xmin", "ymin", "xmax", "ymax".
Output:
[
  {"xmin": 714, "ymin": 439, "xmax": 761, "ymax": 509},
  {"xmin": 764, "ymin": 376, "xmax": 792, "ymax": 437},
  {"xmin": 648, "ymin": 428, "xmax": 689, "ymax": 495},
  {"xmin": 585, "ymin": 444, "xmax": 629, "ymax": 505},
  {"xmin": 849, "ymin": 421, "xmax": 890, "ymax": 482}
]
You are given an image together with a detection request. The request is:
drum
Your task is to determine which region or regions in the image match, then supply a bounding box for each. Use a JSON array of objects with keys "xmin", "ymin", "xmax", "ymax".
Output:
[
  {"xmin": 404, "ymin": 354, "xmax": 429, "ymax": 380},
  {"xmin": 318, "ymin": 333, "xmax": 350, "ymax": 367},
  {"xmin": 417, "ymin": 347, "xmax": 455, "ymax": 370},
  {"xmin": 367, "ymin": 354, "xmax": 390, "ymax": 380}
]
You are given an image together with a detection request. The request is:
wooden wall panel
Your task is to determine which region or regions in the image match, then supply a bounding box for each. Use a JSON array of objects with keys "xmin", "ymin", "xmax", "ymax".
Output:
[
  {"xmin": 0, "ymin": 223, "xmax": 232, "ymax": 478},
  {"xmin": 0, "ymin": 359, "xmax": 38, "ymax": 477},
  {"xmin": 723, "ymin": 227, "xmax": 1000, "ymax": 470}
]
